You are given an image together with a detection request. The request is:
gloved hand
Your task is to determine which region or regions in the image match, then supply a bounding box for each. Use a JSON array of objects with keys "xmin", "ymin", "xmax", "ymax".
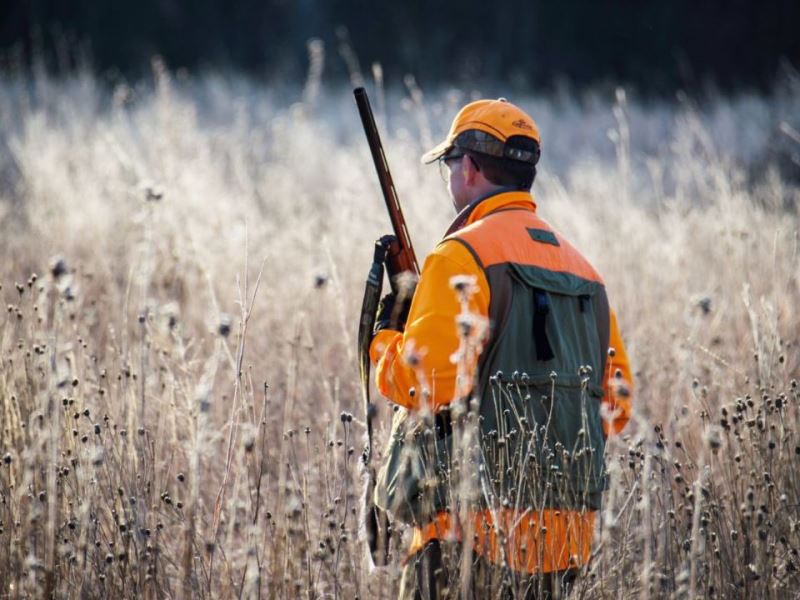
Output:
[{"xmin": 374, "ymin": 291, "xmax": 412, "ymax": 334}]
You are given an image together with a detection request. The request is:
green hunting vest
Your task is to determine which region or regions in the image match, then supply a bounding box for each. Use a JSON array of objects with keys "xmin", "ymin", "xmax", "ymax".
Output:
[{"xmin": 375, "ymin": 198, "xmax": 611, "ymax": 523}]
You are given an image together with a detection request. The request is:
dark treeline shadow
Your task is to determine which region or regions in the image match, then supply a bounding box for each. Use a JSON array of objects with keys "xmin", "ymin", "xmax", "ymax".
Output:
[{"xmin": 1, "ymin": 0, "xmax": 799, "ymax": 95}]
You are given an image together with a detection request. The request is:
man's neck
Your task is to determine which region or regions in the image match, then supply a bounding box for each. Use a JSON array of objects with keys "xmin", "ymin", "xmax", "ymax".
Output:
[
  {"xmin": 445, "ymin": 186, "xmax": 520, "ymax": 237},
  {"xmin": 455, "ymin": 184, "xmax": 506, "ymax": 213}
]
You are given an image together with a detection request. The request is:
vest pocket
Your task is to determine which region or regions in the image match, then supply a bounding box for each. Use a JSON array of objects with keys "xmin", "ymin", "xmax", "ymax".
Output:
[
  {"xmin": 504, "ymin": 263, "xmax": 604, "ymax": 381},
  {"xmin": 374, "ymin": 408, "xmax": 455, "ymax": 525}
]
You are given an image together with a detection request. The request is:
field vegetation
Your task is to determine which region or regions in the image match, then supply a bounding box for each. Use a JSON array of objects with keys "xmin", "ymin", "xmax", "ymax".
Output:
[{"xmin": 0, "ymin": 58, "xmax": 799, "ymax": 598}]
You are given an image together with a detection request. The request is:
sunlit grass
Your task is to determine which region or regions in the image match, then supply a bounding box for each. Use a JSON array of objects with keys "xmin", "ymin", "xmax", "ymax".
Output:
[{"xmin": 0, "ymin": 63, "xmax": 798, "ymax": 597}]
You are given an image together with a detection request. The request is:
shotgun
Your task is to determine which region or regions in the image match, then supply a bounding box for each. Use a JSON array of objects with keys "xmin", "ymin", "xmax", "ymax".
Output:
[
  {"xmin": 354, "ymin": 87, "xmax": 420, "ymax": 286},
  {"xmin": 353, "ymin": 87, "xmax": 419, "ymax": 567}
]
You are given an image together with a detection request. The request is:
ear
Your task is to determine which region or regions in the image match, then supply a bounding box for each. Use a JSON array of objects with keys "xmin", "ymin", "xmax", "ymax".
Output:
[{"xmin": 462, "ymin": 155, "xmax": 479, "ymax": 186}]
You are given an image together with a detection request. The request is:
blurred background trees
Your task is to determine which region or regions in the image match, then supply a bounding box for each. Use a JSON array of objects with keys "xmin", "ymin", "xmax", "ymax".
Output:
[{"xmin": 1, "ymin": 0, "xmax": 798, "ymax": 94}]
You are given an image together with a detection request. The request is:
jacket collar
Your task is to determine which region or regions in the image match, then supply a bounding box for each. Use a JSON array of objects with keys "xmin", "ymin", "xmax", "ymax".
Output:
[{"xmin": 444, "ymin": 188, "xmax": 537, "ymax": 237}]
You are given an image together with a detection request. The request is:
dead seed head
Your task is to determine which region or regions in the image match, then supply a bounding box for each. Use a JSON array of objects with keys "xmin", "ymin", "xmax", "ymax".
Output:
[
  {"xmin": 449, "ymin": 274, "xmax": 478, "ymax": 297},
  {"xmin": 704, "ymin": 426, "xmax": 722, "ymax": 452},
  {"xmin": 403, "ymin": 342, "xmax": 424, "ymax": 367},
  {"xmin": 144, "ymin": 185, "xmax": 163, "ymax": 202},
  {"xmin": 50, "ymin": 256, "xmax": 68, "ymax": 279},
  {"xmin": 218, "ymin": 314, "xmax": 232, "ymax": 337},
  {"xmin": 395, "ymin": 271, "xmax": 417, "ymax": 296}
]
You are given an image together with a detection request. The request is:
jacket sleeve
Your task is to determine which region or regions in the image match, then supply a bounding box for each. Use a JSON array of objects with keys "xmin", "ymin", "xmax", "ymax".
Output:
[
  {"xmin": 369, "ymin": 240, "xmax": 490, "ymax": 412},
  {"xmin": 602, "ymin": 309, "xmax": 633, "ymax": 436}
]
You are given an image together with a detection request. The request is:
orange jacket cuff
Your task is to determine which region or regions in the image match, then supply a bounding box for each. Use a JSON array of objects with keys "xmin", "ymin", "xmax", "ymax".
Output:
[{"xmin": 369, "ymin": 329, "xmax": 401, "ymax": 366}]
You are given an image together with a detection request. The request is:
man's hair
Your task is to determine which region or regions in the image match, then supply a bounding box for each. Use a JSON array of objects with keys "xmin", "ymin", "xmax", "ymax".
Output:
[
  {"xmin": 468, "ymin": 152, "xmax": 537, "ymax": 190},
  {"xmin": 464, "ymin": 135, "xmax": 539, "ymax": 190}
]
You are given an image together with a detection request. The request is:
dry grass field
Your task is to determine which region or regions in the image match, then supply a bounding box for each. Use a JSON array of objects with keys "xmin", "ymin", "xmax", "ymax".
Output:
[{"xmin": 0, "ymin": 61, "xmax": 799, "ymax": 598}]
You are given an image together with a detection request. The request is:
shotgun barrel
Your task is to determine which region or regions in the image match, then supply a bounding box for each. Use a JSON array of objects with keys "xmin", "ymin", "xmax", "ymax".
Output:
[{"xmin": 354, "ymin": 87, "xmax": 420, "ymax": 282}]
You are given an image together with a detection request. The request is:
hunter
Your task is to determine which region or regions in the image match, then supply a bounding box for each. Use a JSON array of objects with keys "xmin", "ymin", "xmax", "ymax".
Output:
[{"xmin": 370, "ymin": 98, "xmax": 633, "ymax": 598}]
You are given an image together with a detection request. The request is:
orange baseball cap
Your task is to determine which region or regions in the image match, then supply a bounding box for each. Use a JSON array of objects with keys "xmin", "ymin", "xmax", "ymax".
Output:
[{"xmin": 421, "ymin": 98, "xmax": 541, "ymax": 165}]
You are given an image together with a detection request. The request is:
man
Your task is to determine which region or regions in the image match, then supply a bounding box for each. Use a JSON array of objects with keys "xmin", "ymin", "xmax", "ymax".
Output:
[{"xmin": 369, "ymin": 98, "xmax": 633, "ymax": 598}]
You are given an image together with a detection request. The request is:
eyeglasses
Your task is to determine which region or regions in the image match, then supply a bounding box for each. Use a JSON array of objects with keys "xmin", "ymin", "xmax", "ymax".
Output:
[
  {"xmin": 437, "ymin": 150, "xmax": 479, "ymax": 182},
  {"xmin": 437, "ymin": 151, "xmax": 463, "ymax": 181}
]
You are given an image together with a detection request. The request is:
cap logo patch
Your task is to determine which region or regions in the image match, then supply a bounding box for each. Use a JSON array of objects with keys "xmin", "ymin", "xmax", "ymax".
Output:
[{"xmin": 512, "ymin": 119, "xmax": 533, "ymax": 131}]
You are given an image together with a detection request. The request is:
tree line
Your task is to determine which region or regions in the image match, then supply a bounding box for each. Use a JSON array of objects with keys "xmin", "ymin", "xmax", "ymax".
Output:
[{"xmin": 1, "ymin": 0, "xmax": 797, "ymax": 94}]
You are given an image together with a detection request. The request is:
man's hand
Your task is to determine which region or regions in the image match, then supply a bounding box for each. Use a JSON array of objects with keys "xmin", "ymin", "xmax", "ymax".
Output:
[
  {"xmin": 373, "ymin": 235, "xmax": 415, "ymax": 334},
  {"xmin": 375, "ymin": 291, "xmax": 412, "ymax": 333}
]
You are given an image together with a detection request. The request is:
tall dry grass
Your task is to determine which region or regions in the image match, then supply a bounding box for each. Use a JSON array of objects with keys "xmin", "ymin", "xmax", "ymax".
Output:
[{"xmin": 0, "ymin": 57, "xmax": 799, "ymax": 598}]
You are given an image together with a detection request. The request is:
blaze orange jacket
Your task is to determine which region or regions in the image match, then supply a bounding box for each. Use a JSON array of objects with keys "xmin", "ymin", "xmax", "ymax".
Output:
[{"xmin": 369, "ymin": 190, "xmax": 633, "ymax": 573}]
